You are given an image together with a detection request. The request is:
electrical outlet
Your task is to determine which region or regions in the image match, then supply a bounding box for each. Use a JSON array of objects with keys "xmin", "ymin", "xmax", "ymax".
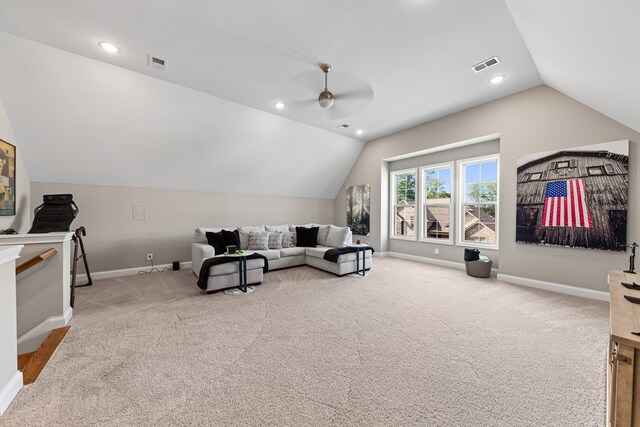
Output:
[
  {"xmin": 434, "ymin": 248, "xmax": 440, "ymax": 256},
  {"xmin": 146, "ymin": 253, "xmax": 153, "ymax": 261}
]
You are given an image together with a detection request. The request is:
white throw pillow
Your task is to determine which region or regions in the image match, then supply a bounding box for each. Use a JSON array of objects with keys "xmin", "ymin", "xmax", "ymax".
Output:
[
  {"xmin": 325, "ymin": 225, "xmax": 350, "ymax": 247},
  {"xmin": 266, "ymin": 224, "xmax": 290, "ymax": 233},
  {"xmin": 238, "ymin": 225, "xmax": 265, "ymax": 249},
  {"xmin": 268, "ymin": 232, "xmax": 283, "ymax": 249},
  {"xmin": 316, "ymin": 225, "xmax": 331, "ymax": 246},
  {"xmin": 248, "ymin": 232, "xmax": 270, "ymax": 250}
]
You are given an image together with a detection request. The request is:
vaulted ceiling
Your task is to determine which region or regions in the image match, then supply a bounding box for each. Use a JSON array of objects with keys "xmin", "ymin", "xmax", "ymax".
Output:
[{"xmin": 0, "ymin": 0, "xmax": 636, "ymax": 198}]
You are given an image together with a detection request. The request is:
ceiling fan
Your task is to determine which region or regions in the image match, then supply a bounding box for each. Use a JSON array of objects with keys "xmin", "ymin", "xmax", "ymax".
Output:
[
  {"xmin": 282, "ymin": 63, "xmax": 374, "ymax": 119},
  {"xmin": 318, "ymin": 63, "xmax": 335, "ymax": 109}
]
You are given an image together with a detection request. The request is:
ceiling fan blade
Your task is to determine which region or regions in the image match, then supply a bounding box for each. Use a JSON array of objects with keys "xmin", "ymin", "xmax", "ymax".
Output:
[
  {"xmin": 287, "ymin": 99, "xmax": 317, "ymax": 111},
  {"xmin": 334, "ymin": 88, "xmax": 373, "ymax": 100}
]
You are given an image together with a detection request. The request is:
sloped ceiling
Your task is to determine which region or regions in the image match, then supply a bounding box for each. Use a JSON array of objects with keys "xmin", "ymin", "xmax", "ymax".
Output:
[
  {"xmin": 0, "ymin": 33, "xmax": 363, "ymax": 198},
  {"xmin": 0, "ymin": 0, "xmax": 636, "ymax": 199},
  {"xmin": 505, "ymin": 0, "xmax": 640, "ymax": 134}
]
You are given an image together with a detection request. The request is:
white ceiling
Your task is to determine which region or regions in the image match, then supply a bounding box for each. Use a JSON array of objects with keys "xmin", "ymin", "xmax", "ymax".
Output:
[
  {"xmin": 504, "ymin": 0, "xmax": 640, "ymax": 135},
  {"xmin": 0, "ymin": 33, "xmax": 363, "ymax": 198},
  {"xmin": 0, "ymin": 0, "xmax": 542, "ymax": 140},
  {"xmin": 0, "ymin": 0, "xmax": 636, "ymax": 199}
]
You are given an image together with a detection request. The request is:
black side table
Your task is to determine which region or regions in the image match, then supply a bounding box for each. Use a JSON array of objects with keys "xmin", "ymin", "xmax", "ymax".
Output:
[
  {"xmin": 346, "ymin": 244, "xmax": 368, "ymax": 276},
  {"xmin": 223, "ymin": 251, "xmax": 255, "ymax": 295}
]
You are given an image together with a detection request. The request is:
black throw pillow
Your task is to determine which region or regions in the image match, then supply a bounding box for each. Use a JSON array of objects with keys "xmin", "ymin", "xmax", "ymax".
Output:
[
  {"xmin": 296, "ymin": 226, "xmax": 319, "ymax": 248},
  {"xmin": 205, "ymin": 231, "xmax": 226, "ymax": 255},
  {"xmin": 222, "ymin": 229, "xmax": 241, "ymax": 248}
]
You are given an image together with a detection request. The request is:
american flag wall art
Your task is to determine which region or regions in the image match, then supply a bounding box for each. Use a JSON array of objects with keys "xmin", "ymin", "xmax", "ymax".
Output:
[
  {"xmin": 542, "ymin": 179, "xmax": 593, "ymax": 228},
  {"xmin": 516, "ymin": 140, "xmax": 628, "ymax": 251}
]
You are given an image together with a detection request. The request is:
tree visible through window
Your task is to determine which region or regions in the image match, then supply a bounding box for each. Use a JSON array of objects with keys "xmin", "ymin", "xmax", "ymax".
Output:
[
  {"xmin": 392, "ymin": 169, "xmax": 416, "ymax": 237},
  {"xmin": 422, "ymin": 164, "xmax": 452, "ymax": 241},
  {"xmin": 460, "ymin": 157, "xmax": 498, "ymax": 246}
]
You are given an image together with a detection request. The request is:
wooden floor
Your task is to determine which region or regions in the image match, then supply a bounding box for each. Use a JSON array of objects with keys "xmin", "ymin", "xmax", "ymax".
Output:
[{"xmin": 18, "ymin": 326, "xmax": 70, "ymax": 384}]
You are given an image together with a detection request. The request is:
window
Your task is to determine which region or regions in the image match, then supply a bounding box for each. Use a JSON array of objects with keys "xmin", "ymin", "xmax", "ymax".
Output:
[
  {"xmin": 588, "ymin": 166, "xmax": 605, "ymax": 176},
  {"xmin": 420, "ymin": 163, "xmax": 453, "ymax": 243},
  {"xmin": 458, "ymin": 155, "xmax": 499, "ymax": 248},
  {"xmin": 391, "ymin": 169, "xmax": 417, "ymax": 239},
  {"xmin": 528, "ymin": 172, "xmax": 542, "ymax": 181},
  {"xmin": 555, "ymin": 161, "xmax": 570, "ymax": 168}
]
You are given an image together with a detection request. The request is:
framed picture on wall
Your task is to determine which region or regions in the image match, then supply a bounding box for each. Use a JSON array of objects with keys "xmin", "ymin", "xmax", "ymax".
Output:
[
  {"xmin": 347, "ymin": 184, "xmax": 370, "ymax": 236},
  {"xmin": 516, "ymin": 140, "xmax": 629, "ymax": 251},
  {"xmin": 0, "ymin": 138, "xmax": 16, "ymax": 216}
]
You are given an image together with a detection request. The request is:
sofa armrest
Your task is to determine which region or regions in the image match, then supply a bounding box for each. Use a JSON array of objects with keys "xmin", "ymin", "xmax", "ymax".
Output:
[{"xmin": 192, "ymin": 242, "xmax": 214, "ymax": 276}]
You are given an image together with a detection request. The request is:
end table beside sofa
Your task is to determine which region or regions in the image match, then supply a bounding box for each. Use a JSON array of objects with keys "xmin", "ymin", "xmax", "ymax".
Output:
[{"xmin": 192, "ymin": 224, "xmax": 373, "ymax": 293}]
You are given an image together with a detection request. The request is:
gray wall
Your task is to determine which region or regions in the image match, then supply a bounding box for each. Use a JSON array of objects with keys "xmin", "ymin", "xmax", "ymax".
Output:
[
  {"xmin": 31, "ymin": 182, "xmax": 335, "ymax": 272},
  {"xmin": 0, "ymin": 96, "xmax": 30, "ymax": 233},
  {"xmin": 335, "ymin": 85, "xmax": 639, "ymax": 292},
  {"xmin": 388, "ymin": 139, "xmax": 501, "ymax": 267}
]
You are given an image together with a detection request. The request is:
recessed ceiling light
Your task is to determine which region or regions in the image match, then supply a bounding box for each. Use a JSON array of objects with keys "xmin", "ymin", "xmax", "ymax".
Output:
[
  {"xmin": 98, "ymin": 41, "xmax": 120, "ymax": 53},
  {"xmin": 356, "ymin": 129, "xmax": 364, "ymax": 136},
  {"xmin": 274, "ymin": 101, "xmax": 285, "ymax": 110},
  {"xmin": 489, "ymin": 75, "xmax": 505, "ymax": 85}
]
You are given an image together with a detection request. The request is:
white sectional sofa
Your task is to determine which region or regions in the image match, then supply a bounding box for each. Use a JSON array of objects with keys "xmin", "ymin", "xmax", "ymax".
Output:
[{"xmin": 192, "ymin": 224, "xmax": 373, "ymax": 293}]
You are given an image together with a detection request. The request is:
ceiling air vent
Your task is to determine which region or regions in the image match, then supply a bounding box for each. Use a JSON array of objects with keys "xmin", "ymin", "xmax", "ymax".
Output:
[
  {"xmin": 472, "ymin": 56, "xmax": 500, "ymax": 73},
  {"xmin": 148, "ymin": 55, "xmax": 167, "ymax": 71}
]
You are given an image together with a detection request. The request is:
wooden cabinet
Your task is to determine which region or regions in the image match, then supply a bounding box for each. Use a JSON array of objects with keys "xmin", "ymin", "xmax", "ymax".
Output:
[{"xmin": 607, "ymin": 271, "xmax": 640, "ymax": 426}]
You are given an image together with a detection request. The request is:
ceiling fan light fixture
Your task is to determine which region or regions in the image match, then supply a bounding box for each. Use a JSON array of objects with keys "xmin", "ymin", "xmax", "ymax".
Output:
[{"xmin": 318, "ymin": 90, "xmax": 334, "ymax": 109}]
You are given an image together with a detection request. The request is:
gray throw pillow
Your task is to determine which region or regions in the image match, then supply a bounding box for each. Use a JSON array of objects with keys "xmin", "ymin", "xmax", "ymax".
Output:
[
  {"xmin": 248, "ymin": 232, "xmax": 269, "ymax": 250},
  {"xmin": 268, "ymin": 232, "xmax": 283, "ymax": 249},
  {"xmin": 281, "ymin": 232, "xmax": 296, "ymax": 248}
]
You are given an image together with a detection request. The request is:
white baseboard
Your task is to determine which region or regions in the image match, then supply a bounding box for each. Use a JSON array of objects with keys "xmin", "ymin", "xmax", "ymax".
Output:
[
  {"xmin": 0, "ymin": 371, "xmax": 23, "ymax": 416},
  {"xmin": 384, "ymin": 251, "xmax": 499, "ymax": 276},
  {"xmin": 76, "ymin": 261, "xmax": 192, "ymax": 282},
  {"xmin": 497, "ymin": 273, "xmax": 609, "ymax": 302},
  {"xmin": 17, "ymin": 307, "xmax": 73, "ymax": 354}
]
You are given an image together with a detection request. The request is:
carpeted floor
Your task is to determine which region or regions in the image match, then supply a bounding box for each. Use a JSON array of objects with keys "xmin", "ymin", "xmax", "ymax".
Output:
[{"xmin": 0, "ymin": 258, "xmax": 609, "ymax": 426}]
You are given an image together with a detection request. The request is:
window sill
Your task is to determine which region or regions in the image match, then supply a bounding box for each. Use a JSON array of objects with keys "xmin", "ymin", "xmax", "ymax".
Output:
[
  {"xmin": 457, "ymin": 241, "xmax": 499, "ymax": 251},
  {"xmin": 419, "ymin": 238, "xmax": 453, "ymax": 246},
  {"xmin": 390, "ymin": 236, "xmax": 418, "ymax": 242}
]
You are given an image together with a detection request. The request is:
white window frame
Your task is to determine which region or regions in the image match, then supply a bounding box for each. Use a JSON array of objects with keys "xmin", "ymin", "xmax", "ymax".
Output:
[
  {"xmin": 419, "ymin": 162, "xmax": 454, "ymax": 245},
  {"xmin": 390, "ymin": 168, "xmax": 418, "ymax": 241},
  {"xmin": 457, "ymin": 154, "xmax": 500, "ymax": 250}
]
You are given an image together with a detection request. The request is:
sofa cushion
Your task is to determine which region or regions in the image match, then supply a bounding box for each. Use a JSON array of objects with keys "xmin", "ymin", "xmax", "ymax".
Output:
[
  {"xmin": 316, "ymin": 225, "xmax": 331, "ymax": 246},
  {"xmin": 238, "ymin": 225, "xmax": 265, "ymax": 249},
  {"xmin": 207, "ymin": 256, "xmax": 265, "ymax": 276},
  {"xmin": 280, "ymin": 247, "xmax": 305, "ymax": 257},
  {"xmin": 325, "ymin": 225, "xmax": 350, "ymax": 247},
  {"xmin": 268, "ymin": 232, "xmax": 283, "ymax": 249},
  {"xmin": 296, "ymin": 226, "xmax": 318, "ymax": 247},
  {"xmin": 305, "ymin": 246, "xmax": 330, "ymax": 259},
  {"xmin": 248, "ymin": 232, "xmax": 270, "ymax": 250},
  {"xmin": 266, "ymin": 224, "xmax": 290, "ymax": 233},
  {"xmin": 205, "ymin": 231, "xmax": 226, "ymax": 255},
  {"xmin": 253, "ymin": 249, "xmax": 281, "ymax": 260}
]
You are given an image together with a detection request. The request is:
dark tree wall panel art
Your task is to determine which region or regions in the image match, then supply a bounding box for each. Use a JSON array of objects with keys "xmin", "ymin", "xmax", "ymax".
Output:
[
  {"xmin": 346, "ymin": 184, "xmax": 370, "ymax": 236},
  {"xmin": 516, "ymin": 140, "xmax": 629, "ymax": 251}
]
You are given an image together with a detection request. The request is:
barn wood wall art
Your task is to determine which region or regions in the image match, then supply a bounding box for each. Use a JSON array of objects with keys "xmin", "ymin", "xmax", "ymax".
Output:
[{"xmin": 515, "ymin": 140, "xmax": 629, "ymax": 251}]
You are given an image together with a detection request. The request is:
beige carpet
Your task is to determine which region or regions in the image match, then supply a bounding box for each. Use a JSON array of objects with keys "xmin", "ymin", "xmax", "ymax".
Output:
[{"xmin": 0, "ymin": 258, "xmax": 608, "ymax": 426}]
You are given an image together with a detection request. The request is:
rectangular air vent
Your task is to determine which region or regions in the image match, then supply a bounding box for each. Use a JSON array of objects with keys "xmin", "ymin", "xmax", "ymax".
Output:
[
  {"xmin": 472, "ymin": 56, "xmax": 500, "ymax": 73},
  {"xmin": 148, "ymin": 55, "xmax": 167, "ymax": 71}
]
